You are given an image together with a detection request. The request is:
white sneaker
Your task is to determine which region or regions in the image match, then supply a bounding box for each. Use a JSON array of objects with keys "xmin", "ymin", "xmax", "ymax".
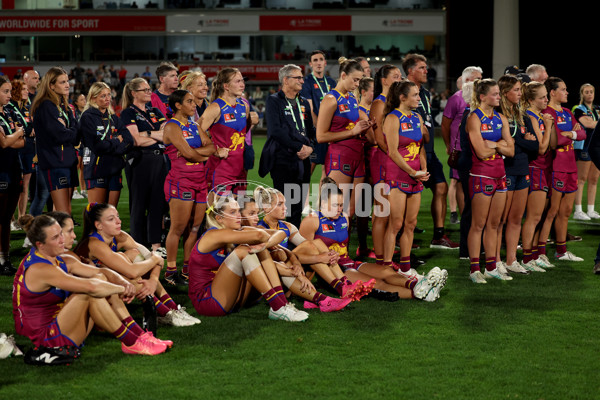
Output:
[
  {"xmin": 0, "ymin": 333, "xmax": 23, "ymax": 359},
  {"xmin": 423, "ymin": 267, "xmax": 448, "ymax": 301},
  {"xmin": 22, "ymin": 237, "xmax": 32, "ymax": 248},
  {"xmin": 588, "ymin": 210, "xmax": 600, "ymax": 219},
  {"xmin": 484, "ymin": 268, "xmax": 512, "ymax": 281},
  {"xmin": 10, "ymin": 221, "xmax": 21, "ymax": 231},
  {"xmin": 496, "ymin": 261, "xmax": 510, "ymax": 277},
  {"xmin": 158, "ymin": 309, "xmax": 197, "ymax": 327},
  {"xmin": 175, "ymin": 305, "xmax": 201, "ymax": 325},
  {"xmin": 397, "ymin": 268, "xmax": 423, "ymax": 280},
  {"xmin": 413, "ymin": 276, "xmax": 434, "ymax": 300},
  {"xmin": 72, "ymin": 190, "xmax": 84, "ymax": 199},
  {"xmin": 285, "ymin": 302, "xmax": 309, "ymax": 319},
  {"xmin": 470, "ymin": 270, "xmax": 487, "ymax": 284},
  {"xmin": 555, "ymin": 251, "xmax": 584, "ymax": 262},
  {"xmin": 268, "ymin": 303, "xmax": 309, "ymax": 322},
  {"xmin": 154, "ymin": 247, "xmax": 167, "ymax": 259},
  {"xmin": 537, "ymin": 254, "xmax": 555, "ymax": 268},
  {"xmin": 521, "ymin": 260, "xmax": 546, "ymax": 272},
  {"xmin": 81, "ymin": 190, "xmax": 88, "ymax": 198},
  {"xmin": 573, "ymin": 210, "xmax": 591, "ymax": 221},
  {"xmin": 505, "ymin": 260, "xmax": 529, "ymax": 274}
]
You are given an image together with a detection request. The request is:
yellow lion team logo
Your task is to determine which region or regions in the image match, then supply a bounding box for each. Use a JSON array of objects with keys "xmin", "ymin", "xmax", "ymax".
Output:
[
  {"xmin": 557, "ymin": 143, "xmax": 573, "ymax": 152},
  {"xmin": 229, "ymin": 131, "xmax": 245, "ymax": 152},
  {"xmin": 345, "ymin": 122, "xmax": 355, "ymax": 131},
  {"xmin": 329, "ymin": 242, "xmax": 348, "ymax": 257},
  {"xmin": 403, "ymin": 142, "xmax": 420, "ymax": 161}
]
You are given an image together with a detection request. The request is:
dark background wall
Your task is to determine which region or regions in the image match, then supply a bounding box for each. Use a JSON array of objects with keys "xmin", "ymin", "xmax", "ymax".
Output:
[{"xmin": 446, "ymin": 0, "xmax": 598, "ymax": 107}]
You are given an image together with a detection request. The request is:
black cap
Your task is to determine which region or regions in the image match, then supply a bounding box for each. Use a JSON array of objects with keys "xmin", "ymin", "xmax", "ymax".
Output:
[{"xmin": 504, "ymin": 65, "xmax": 524, "ymax": 75}]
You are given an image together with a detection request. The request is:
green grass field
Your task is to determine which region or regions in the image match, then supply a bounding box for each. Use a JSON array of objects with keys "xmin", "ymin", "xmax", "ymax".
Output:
[{"xmin": 2, "ymin": 134, "xmax": 600, "ymax": 399}]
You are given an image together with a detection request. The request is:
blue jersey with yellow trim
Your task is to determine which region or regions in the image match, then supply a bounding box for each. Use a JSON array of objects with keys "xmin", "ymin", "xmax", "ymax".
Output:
[{"xmin": 257, "ymin": 220, "xmax": 290, "ymax": 249}]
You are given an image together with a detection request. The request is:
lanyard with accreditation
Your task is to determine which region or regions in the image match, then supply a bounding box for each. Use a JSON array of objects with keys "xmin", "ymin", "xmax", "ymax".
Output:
[{"xmin": 286, "ymin": 97, "xmax": 306, "ymax": 136}]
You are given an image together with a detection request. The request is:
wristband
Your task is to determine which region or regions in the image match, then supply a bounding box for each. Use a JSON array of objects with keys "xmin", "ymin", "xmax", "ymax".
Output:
[{"xmin": 572, "ymin": 132, "xmax": 577, "ymax": 140}]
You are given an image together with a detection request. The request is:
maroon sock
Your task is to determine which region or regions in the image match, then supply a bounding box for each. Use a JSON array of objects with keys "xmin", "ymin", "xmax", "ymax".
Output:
[
  {"xmin": 159, "ymin": 293, "xmax": 178, "ymax": 310},
  {"xmin": 470, "ymin": 258, "xmax": 480, "ymax": 273},
  {"xmin": 312, "ymin": 292, "xmax": 327, "ymax": 305},
  {"xmin": 537, "ymin": 242, "xmax": 546, "ymax": 256},
  {"xmin": 330, "ymin": 278, "xmax": 344, "ymax": 296},
  {"xmin": 263, "ymin": 287, "xmax": 287, "ymax": 311},
  {"xmin": 485, "ymin": 257, "xmax": 496, "ymax": 272},
  {"xmin": 112, "ymin": 324, "xmax": 138, "ymax": 347},
  {"xmin": 522, "ymin": 248, "xmax": 533, "ymax": 264},
  {"xmin": 121, "ymin": 316, "xmax": 145, "ymax": 336},
  {"xmin": 182, "ymin": 263, "xmax": 189, "ymax": 276},
  {"xmin": 532, "ymin": 244, "xmax": 539, "ymax": 259},
  {"xmin": 556, "ymin": 241, "xmax": 567, "ymax": 255},
  {"xmin": 153, "ymin": 296, "xmax": 172, "ymax": 317},
  {"xmin": 398, "ymin": 256, "xmax": 411, "ymax": 273},
  {"xmin": 404, "ymin": 276, "xmax": 418, "ymax": 290}
]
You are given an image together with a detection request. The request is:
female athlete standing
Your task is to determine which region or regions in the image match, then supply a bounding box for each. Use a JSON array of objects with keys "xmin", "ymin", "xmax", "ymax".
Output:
[
  {"xmin": 466, "ymin": 79, "xmax": 514, "ymax": 283},
  {"xmin": 31, "ymin": 67, "xmax": 79, "ymax": 215},
  {"xmin": 367, "ymin": 64, "xmax": 402, "ymax": 264},
  {"xmin": 79, "ymin": 82, "xmax": 134, "ymax": 206},
  {"xmin": 201, "ymin": 68, "xmax": 258, "ymax": 194},
  {"xmin": 355, "ymin": 76, "xmax": 374, "ymax": 258},
  {"xmin": 0, "ymin": 76, "xmax": 25, "ymax": 275},
  {"xmin": 163, "ymin": 90, "xmax": 216, "ymax": 285},
  {"xmin": 121, "ymin": 77, "xmax": 169, "ymax": 258},
  {"xmin": 382, "ymin": 80, "xmax": 430, "ymax": 277},
  {"xmin": 572, "ymin": 83, "xmax": 600, "ymax": 220},
  {"xmin": 537, "ymin": 77, "xmax": 585, "ymax": 262},
  {"xmin": 495, "ymin": 75, "xmax": 539, "ymax": 274},
  {"xmin": 316, "ymin": 58, "xmax": 374, "ymax": 219},
  {"xmin": 520, "ymin": 82, "xmax": 554, "ymax": 271}
]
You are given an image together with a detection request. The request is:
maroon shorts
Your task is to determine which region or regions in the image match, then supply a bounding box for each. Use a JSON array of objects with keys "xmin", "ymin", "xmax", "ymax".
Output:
[
  {"xmin": 164, "ymin": 176, "xmax": 207, "ymax": 204},
  {"xmin": 325, "ymin": 148, "xmax": 365, "ymax": 178},
  {"xmin": 369, "ymin": 147, "xmax": 386, "ymax": 184},
  {"xmin": 206, "ymin": 154, "xmax": 246, "ymax": 194},
  {"xmin": 36, "ymin": 319, "xmax": 79, "ymax": 348},
  {"xmin": 469, "ymin": 175, "xmax": 507, "ymax": 198},
  {"xmin": 191, "ymin": 285, "xmax": 229, "ymax": 317},
  {"xmin": 552, "ymin": 171, "xmax": 577, "ymax": 193},
  {"xmin": 529, "ymin": 166, "xmax": 550, "ymax": 193},
  {"xmin": 386, "ymin": 179, "xmax": 424, "ymax": 194},
  {"xmin": 338, "ymin": 256, "xmax": 365, "ymax": 271}
]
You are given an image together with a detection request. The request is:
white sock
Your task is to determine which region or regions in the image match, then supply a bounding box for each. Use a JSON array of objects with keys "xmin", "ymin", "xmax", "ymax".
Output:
[
  {"xmin": 588, "ymin": 205, "xmax": 595, "ymax": 214},
  {"xmin": 0, "ymin": 252, "xmax": 5, "ymax": 264},
  {"xmin": 575, "ymin": 204, "xmax": 583, "ymax": 213}
]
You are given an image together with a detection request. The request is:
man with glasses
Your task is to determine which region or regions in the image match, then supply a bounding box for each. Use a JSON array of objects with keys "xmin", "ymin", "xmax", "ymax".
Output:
[{"xmin": 260, "ymin": 64, "xmax": 315, "ymax": 227}]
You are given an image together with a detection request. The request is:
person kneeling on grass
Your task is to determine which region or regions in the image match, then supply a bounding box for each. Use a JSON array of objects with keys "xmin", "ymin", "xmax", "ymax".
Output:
[
  {"xmin": 299, "ymin": 178, "xmax": 448, "ymax": 302},
  {"xmin": 13, "ymin": 215, "xmax": 168, "ymax": 363},
  {"xmin": 239, "ymin": 192, "xmax": 352, "ymax": 312},
  {"xmin": 188, "ymin": 193, "xmax": 308, "ymax": 322},
  {"xmin": 76, "ymin": 202, "xmax": 200, "ymax": 327}
]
